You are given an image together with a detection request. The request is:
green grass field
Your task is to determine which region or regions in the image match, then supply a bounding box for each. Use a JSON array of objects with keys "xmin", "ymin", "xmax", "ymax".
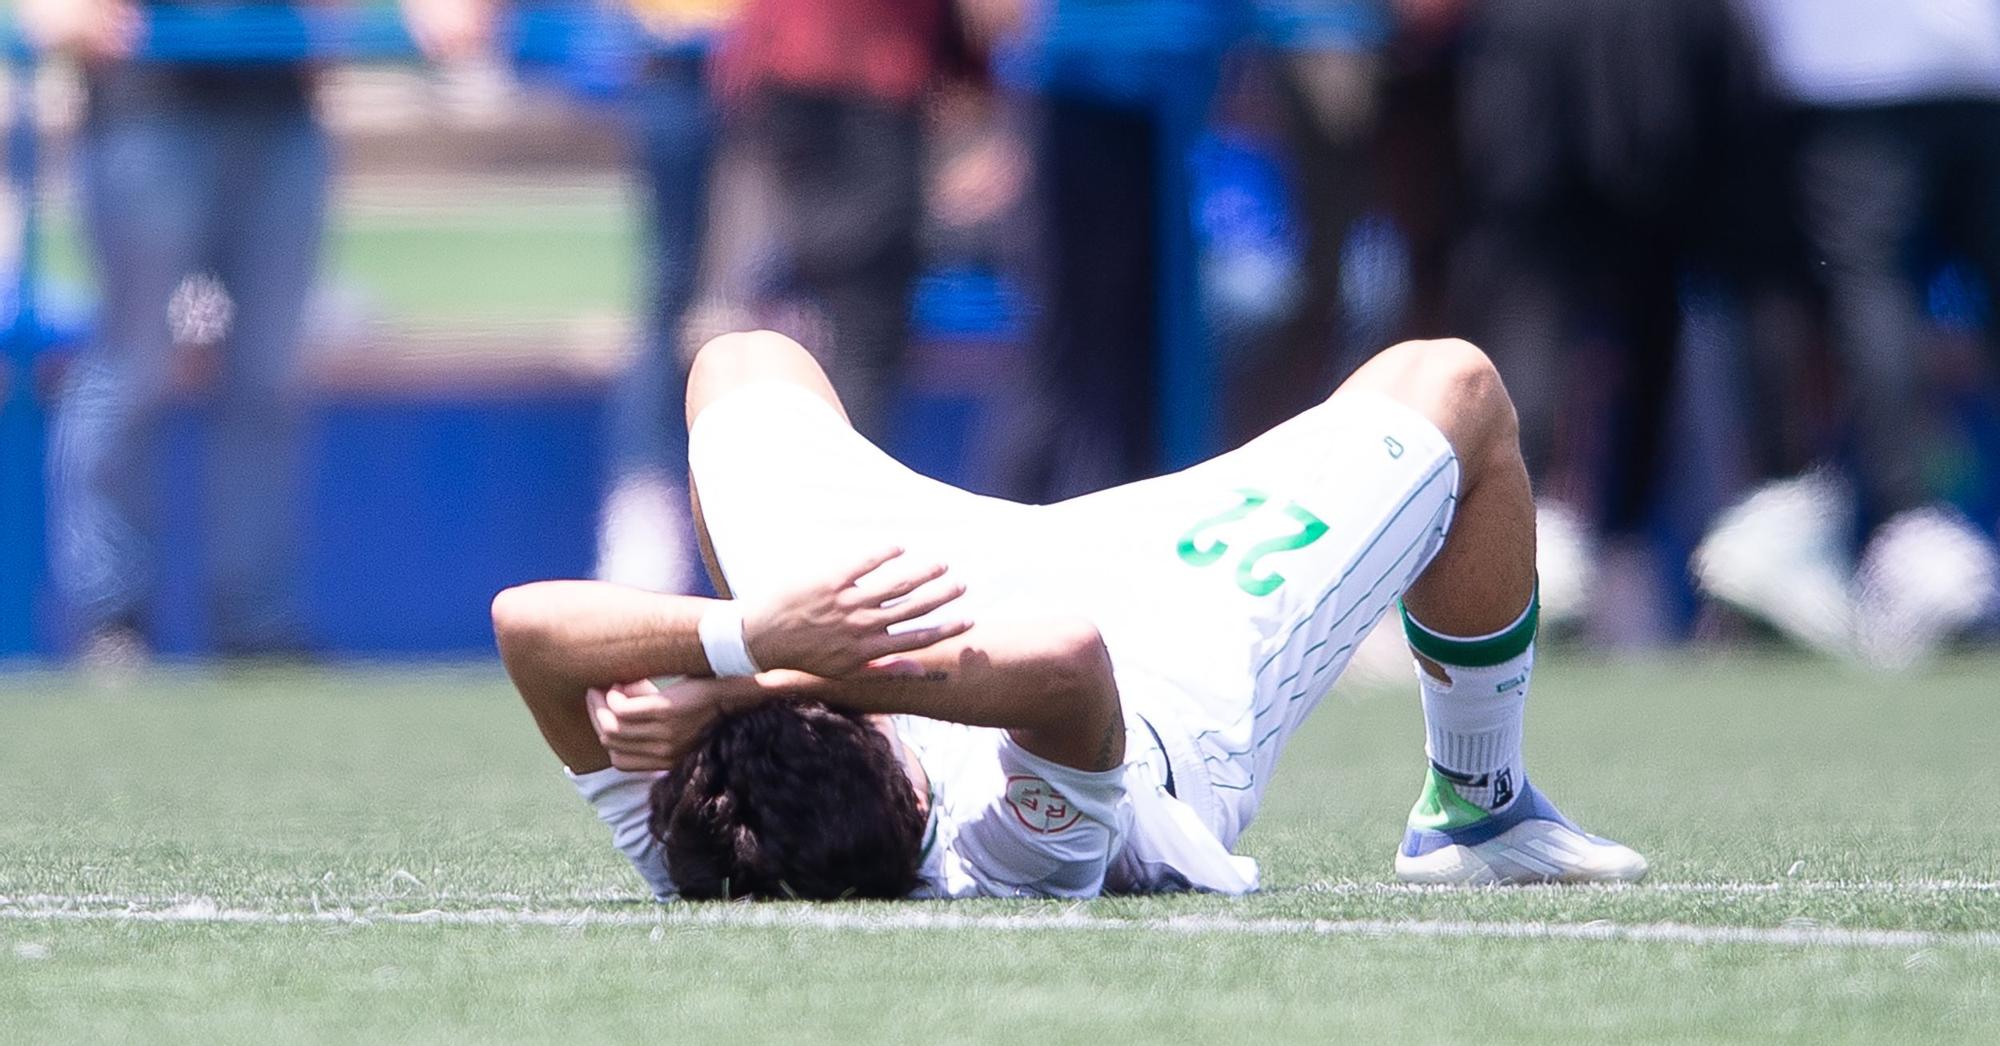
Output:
[
  {"xmin": 43, "ymin": 189, "xmax": 638, "ymax": 327},
  {"xmin": 3, "ymin": 654, "xmax": 1997, "ymax": 1043}
]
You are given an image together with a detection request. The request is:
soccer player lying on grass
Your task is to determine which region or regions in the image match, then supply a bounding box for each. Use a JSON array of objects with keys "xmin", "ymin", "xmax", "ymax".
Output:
[{"xmin": 492, "ymin": 331, "xmax": 1647, "ymax": 900}]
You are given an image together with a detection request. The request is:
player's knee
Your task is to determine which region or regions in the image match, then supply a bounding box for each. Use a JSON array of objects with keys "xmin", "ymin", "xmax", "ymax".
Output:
[
  {"xmin": 1408, "ymin": 338, "xmax": 1515, "ymax": 432},
  {"xmin": 686, "ymin": 330, "xmax": 823, "ymax": 426},
  {"xmin": 689, "ymin": 329, "xmax": 811, "ymax": 381}
]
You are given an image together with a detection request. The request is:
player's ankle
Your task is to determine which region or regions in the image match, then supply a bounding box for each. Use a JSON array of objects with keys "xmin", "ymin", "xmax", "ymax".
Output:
[{"xmin": 1409, "ymin": 764, "xmax": 1500, "ymax": 829}]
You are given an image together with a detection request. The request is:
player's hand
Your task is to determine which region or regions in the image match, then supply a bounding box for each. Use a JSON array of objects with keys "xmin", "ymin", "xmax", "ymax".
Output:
[
  {"xmin": 741, "ymin": 547, "xmax": 971, "ymax": 678},
  {"xmin": 586, "ymin": 677, "xmax": 751, "ymax": 771},
  {"xmin": 20, "ymin": 0, "xmax": 140, "ymax": 63},
  {"xmin": 400, "ymin": 0, "xmax": 495, "ymax": 63}
]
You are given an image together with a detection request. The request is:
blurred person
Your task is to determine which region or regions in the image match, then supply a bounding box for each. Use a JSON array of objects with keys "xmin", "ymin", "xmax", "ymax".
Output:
[
  {"xmin": 593, "ymin": 0, "xmax": 739, "ymax": 596},
  {"xmin": 996, "ymin": 0, "xmax": 1245, "ymax": 503},
  {"xmin": 1226, "ymin": 1, "xmax": 1467, "ymax": 442},
  {"xmin": 412, "ymin": 0, "xmax": 736, "ymax": 596},
  {"xmin": 1447, "ymin": 0, "xmax": 1768, "ymax": 632},
  {"xmin": 708, "ymin": 0, "xmax": 1008, "ymax": 445},
  {"xmin": 24, "ymin": 0, "xmax": 487, "ymax": 660},
  {"xmin": 492, "ymin": 330, "xmax": 1645, "ymax": 900},
  {"xmin": 1223, "ymin": 2, "xmax": 1385, "ymax": 448},
  {"xmin": 1697, "ymin": 0, "xmax": 2000, "ymax": 668}
]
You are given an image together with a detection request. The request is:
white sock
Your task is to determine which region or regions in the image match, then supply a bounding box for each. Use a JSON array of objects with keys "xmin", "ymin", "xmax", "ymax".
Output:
[{"xmin": 1404, "ymin": 598, "xmax": 1537, "ymax": 813}]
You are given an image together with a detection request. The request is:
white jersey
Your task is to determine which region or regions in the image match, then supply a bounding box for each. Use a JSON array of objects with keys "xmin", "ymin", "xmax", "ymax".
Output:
[{"xmin": 576, "ymin": 380, "xmax": 1458, "ymax": 898}]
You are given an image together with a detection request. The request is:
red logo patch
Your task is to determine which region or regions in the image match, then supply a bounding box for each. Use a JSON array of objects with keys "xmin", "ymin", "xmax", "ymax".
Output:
[{"xmin": 1005, "ymin": 775, "xmax": 1083, "ymax": 833}]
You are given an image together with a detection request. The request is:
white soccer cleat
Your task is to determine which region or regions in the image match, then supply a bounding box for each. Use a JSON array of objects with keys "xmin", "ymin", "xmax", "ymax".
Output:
[
  {"xmin": 1394, "ymin": 770, "xmax": 1648, "ymax": 885},
  {"xmin": 1692, "ymin": 470, "xmax": 1855, "ymax": 657},
  {"xmin": 1533, "ymin": 499, "xmax": 1598, "ymax": 631},
  {"xmin": 1854, "ymin": 507, "xmax": 2000, "ymax": 670},
  {"xmin": 595, "ymin": 470, "xmax": 697, "ymax": 594}
]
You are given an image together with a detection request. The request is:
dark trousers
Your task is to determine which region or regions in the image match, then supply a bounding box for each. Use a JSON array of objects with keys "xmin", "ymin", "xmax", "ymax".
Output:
[
  {"xmin": 1450, "ymin": 0, "xmax": 1758, "ymax": 531},
  {"xmin": 1796, "ymin": 100, "xmax": 2000, "ymax": 525},
  {"xmin": 1000, "ymin": 96, "xmax": 1160, "ymax": 502},
  {"xmin": 748, "ymin": 87, "xmax": 923, "ymax": 445}
]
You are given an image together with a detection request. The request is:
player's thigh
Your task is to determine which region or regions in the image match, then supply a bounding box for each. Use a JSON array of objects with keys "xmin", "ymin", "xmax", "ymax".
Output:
[{"xmin": 688, "ymin": 378, "xmax": 1016, "ymax": 599}]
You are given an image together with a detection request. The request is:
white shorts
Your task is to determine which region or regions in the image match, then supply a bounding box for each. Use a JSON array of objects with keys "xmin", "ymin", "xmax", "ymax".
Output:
[{"xmin": 689, "ymin": 381, "xmax": 1459, "ymax": 852}]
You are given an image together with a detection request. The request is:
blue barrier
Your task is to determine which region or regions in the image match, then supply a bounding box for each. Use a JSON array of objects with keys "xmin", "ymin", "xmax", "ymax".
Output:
[
  {"xmin": 1, "ymin": 3, "xmax": 1386, "ymax": 63},
  {"xmin": 1, "ymin": 47, "xmax": 45, "ymax": 657},
  {"xmin": 0, "ymin": 3, "xmax": 1384, "ymax": 658}
]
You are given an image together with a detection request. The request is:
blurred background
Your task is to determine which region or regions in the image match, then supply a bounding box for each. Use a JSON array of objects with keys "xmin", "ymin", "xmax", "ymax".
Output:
[{"xmin": 2, "ymin": 0, "xmax": 1998, "ymax": 671}]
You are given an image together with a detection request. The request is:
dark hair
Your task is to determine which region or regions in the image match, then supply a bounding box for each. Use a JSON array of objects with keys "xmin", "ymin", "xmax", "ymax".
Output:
[{"xmin": 649, "ymin": 699, "xmax": 927, "ymax": 900}]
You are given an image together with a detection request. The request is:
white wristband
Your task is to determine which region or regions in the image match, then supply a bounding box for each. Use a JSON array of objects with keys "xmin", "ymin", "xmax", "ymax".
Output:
[{"xmin": 698, "ymin": 602, "xmax": 762, "ymax": 677}]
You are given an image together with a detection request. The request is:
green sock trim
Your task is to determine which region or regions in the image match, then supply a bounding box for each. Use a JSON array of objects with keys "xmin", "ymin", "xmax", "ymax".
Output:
[
  {"xmin": 1401, "ymin": 584, "xmax": 1539, "ymax": 668},
  {"xmin": 1407, "ymin": 766, "xmax": 1493, "ymax": 831}
]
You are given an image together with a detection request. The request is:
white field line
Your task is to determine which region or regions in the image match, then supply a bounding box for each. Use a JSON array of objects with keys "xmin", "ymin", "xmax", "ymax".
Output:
[
  {"xmin": 8, "ymin": 879, "xmax": 1998, "ymax": 913},
  {"xmin": 1293, "ymin": 879, "xmax": 2000, "ymax": 897},
  {"xmin": 2, "ymin": 898, "xmax": 1997, "ymax": 952}
]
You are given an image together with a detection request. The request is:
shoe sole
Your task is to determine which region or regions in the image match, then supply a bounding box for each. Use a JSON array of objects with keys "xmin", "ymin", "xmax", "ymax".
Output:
[{"xmin": 1395, "ymin": 822, "xmax": 1649, "ymax": 885}]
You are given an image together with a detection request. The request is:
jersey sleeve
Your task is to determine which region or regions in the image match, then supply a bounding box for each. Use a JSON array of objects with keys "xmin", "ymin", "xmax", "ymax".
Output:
[
  {"xmin": 944, "ymin": 737, "xmax": 1132, "ymax": 897},
  {"xmin": 567, "ymin": 766, "xmax": 676, "ymax": 901}
]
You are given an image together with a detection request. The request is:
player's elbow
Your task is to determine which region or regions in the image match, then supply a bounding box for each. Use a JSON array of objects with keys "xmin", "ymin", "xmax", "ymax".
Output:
[
  {"xmin": 1023, "ymin": 619, "xmax": 1124, "ymax": 770},
  {"xmin": 490, "ymin": 584, "xmax": 555, "ymax": 663},
  {"xmin": 1041, "ymin": 619, "xmax": 1118, "ymax": 717}
]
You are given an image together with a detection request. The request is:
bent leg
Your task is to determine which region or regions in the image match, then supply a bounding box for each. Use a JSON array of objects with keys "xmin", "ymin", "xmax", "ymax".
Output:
[
  {"xmin": 1333, "ymin": 338, "xmax": 1645, "ymax": 883},
  {"xmin": 685, "ymin": 330, "xmax": 842, "ymax": 594},
  {"xmin": 1332, "ymin": 338, "xmax": 1536, "ymax": 637}
]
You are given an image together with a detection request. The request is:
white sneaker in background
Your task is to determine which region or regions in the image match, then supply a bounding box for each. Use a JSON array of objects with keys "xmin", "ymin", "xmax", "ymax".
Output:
[
  {"xmin": 1535, "ymin": 500, "xmax": 1598, "ymax": 631},
  {"xmin": 78, "ymin": 624, "xmax": 149, "ymax": 689},
  {"xmin": 595, "ymin": 471, "xmax": 697, "ymax": 594},
  {"xmin": 1854, "ymin": 507, "xmax": 2000, "ymax": 670},
  {"xmin": 1335, "ymin": 613, "xmax": 1415, "ymax": 693},
  {"xmin": 1691, "ymin": 470, "xmax": 1856, "ymax": 658}
]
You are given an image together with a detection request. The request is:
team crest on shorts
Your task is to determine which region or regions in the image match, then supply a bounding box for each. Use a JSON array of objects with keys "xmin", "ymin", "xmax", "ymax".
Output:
[{"xmin": 1005, "ymin": 775, "xmax": 1082, "ymax": 833}]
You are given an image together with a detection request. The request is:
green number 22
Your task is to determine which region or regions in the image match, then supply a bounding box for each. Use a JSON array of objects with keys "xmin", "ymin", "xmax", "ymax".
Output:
[{"xmin": 1175, "ymin": 488, "xmax": 1329, "ymax": 597}]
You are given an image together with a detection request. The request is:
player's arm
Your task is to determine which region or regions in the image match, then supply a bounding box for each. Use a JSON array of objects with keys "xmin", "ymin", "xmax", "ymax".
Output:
[
  {"xmin": 794, "ymin": 618, "xmax": 1125, "ymax": 772},
  {"xmin": 491, "ymin": 583, "xmax": 724, "ymax": 772},
  {"xmin": 591, "ymin": 617, "xmax": 1125, "ymax": 773},
  {"xmin": 491, "ymin": 548, "xmax": 969, "ymax": 771}
]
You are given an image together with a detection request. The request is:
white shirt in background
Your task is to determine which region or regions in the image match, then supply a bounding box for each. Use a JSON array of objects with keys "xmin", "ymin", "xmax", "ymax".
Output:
[{"xmin": 1739, "ymin": 0, "xmax": 2000, "ymax": 104}]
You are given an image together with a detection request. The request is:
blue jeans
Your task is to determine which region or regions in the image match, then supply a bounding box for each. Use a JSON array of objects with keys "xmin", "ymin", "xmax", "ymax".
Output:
[
  {"xmin": 48, "ymin": 95, "xmax": 329, "ymax": 649},
  {"xmin": 604, "ymin": 57, "xmax": 715, "ymax": 486}
]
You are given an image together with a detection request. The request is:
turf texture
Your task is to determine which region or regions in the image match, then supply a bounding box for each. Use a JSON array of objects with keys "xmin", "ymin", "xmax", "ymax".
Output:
[{"xmin": 2, "ymin": 654, "xmax": 1996, "ymax": 1043}]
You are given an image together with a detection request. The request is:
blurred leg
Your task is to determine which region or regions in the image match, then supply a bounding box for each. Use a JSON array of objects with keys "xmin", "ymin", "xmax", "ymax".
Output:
[
  {"xmin": 1597, "ymin": 233, "xmax": 1682, "ymax": 535},
  {"xmin": 598, "ymin": 59, "xmax": 717, "ymax": 592},
  {"xmin": 1234, "ymin": 50, "xmax": 1376, "ymax": 444},
  {"xmin": 1451, "ymin": 219, "xmax": 1570, "ymax": 486},
  {"xmin": 1006, "ymin": 95, "xmax": 1159, "ymax": 501},
  {"xmin": 207, "ymin": 101, "xmax": 330, "ymax": 652},
  {"xmin": 606, "ymin": 57, "xmax": 714, "ymax": 486},
  {"xmin": 1949, "ymin": 101, "xmax": 2000, "ymax": 378},
  {"xmin": 1797, "ymin": 105, "xmax": 1931, "ymax": 529},
  {"xmin": 47, "ymin": 110, "xmax": 211, "ymax": 642},
  {"xmin": 758, "ymin": 89, "xmax": 922, "ymax": 445}
]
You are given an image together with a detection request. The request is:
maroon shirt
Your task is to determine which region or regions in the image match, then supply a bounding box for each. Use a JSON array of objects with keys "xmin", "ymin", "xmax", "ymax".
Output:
[{"xmin": 714, "ymin": 0, "xmax": 976, "ymax": 107}]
